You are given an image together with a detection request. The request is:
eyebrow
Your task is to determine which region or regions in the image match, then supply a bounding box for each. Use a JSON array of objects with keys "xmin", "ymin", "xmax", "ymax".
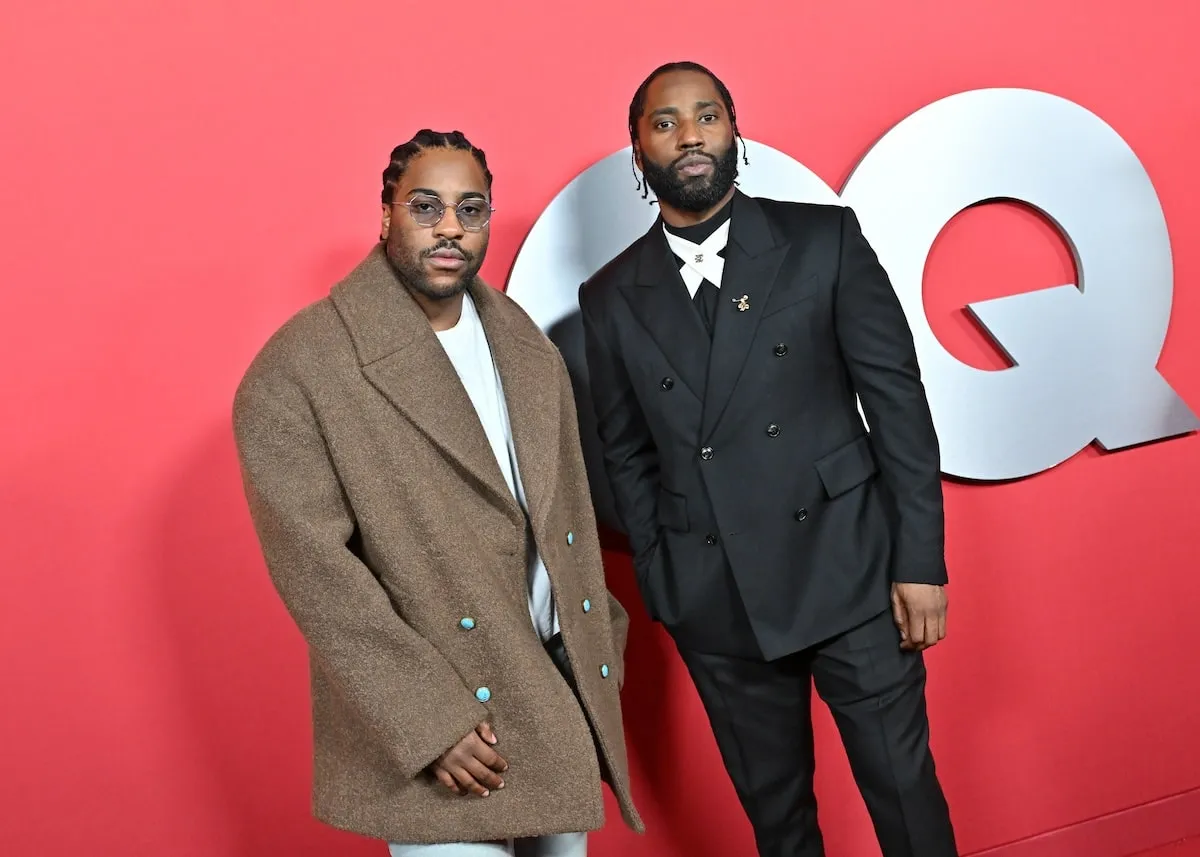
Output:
[
  {"xmin": 408, "ymin": 188, "xmax": 488, "ymax": 201},
  {"xmin": 649, "ymin": 100, "xmax": 723, "ymax": 118}
]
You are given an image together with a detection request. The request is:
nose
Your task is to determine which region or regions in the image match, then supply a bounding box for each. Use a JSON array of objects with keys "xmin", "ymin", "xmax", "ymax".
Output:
[
  {"xmin": 677, "ymin": 119, "xmax": 704, "ymax": 149},
  {"xmin": 433, "ymin": 206, "xmax": 465, "ymax": 239}
]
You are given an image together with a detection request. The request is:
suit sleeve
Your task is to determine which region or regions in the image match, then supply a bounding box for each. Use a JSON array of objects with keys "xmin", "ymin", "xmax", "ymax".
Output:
[
  {"xmin": 232, "ymin": 371, "xmax": 486, "ymax": 778},
  {"xmin": 578, "ymin": 284, "xmax": 663, "ymax": 580},
  {"xmin": 833, "ymin": 206, "xmax": 948, "ymax": 585}
]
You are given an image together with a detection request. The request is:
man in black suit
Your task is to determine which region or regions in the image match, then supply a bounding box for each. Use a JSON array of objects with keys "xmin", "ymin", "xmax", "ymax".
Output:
[{"xmin": 577, "ymin": 61, "xmax": 958, "ymax": 857}]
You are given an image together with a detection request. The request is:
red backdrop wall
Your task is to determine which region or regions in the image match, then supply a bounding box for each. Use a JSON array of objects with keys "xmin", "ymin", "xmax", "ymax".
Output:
[{"xmin": 2, "ymin": 2, "xmax": 1198, "ymax": 855}]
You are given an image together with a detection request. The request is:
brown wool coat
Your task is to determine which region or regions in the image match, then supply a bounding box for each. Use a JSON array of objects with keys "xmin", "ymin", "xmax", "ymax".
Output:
[{"xmin": 232, "ymin": 245, "xmax": 643, "ymax": 844}]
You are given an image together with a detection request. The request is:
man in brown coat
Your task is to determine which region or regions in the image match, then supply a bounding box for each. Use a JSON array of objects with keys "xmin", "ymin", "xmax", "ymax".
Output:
[{"xmin": 232, "ymin": 129, "xmax": 642, "ymax": 856}]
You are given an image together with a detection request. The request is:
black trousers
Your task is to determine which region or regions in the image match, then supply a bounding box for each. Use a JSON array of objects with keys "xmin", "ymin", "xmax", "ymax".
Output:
[{"xmin": 675, "ymin": 609, "xmax": 957, "ymax": 857}]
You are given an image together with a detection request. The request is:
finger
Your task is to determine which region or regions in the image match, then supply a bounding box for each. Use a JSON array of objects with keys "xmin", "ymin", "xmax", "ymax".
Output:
[
  {"xmin": 938, "ymin": 604, "xmax": 947, "ymax": 642},
  {"xmin": 449, "ymin": 764, "xmax": 490, "ymax": 797},
  {"xmin": 907, "ymin": 605, "xmax": 929, "ymax": 648},
  {"xmin": 921, "ymin": 613, "xmax": 939, "ymax": 650},
  {"xmin": 467, "ymin": 733, "xmax": 508, "ymax": 772},
  {"xmin": 890, "ymin": 587, "xmax": 905, "ymax": 626},
  {"xmin": 891, "ymin": 595, "xmax": 909, "ymax": 644},
  {"xmin": 477, "ymin": 722, "xmax": 498, "ymax": 745},
  {"xmin": 433, "ymin": 767, "xmax": 462, "ymax": 795},
  {"xmin": 481, "ymin": 746, "xmax": 508, "ymax": 774},
  {"xmin": 465, "ymin": 756, "xmax": 505, "ymax": 792}
]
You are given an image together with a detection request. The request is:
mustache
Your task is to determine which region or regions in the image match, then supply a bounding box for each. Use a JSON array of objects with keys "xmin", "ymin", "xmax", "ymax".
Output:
[
  {"xmin": 422, "ymin": 240, "xmax": 474, "ymax": 261},
  {"xmin": 673, "ymin": 152, "xmax": 715, "ymax": 168}
]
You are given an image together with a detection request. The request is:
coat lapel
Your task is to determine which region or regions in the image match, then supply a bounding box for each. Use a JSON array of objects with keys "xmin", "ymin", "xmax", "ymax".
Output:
[
  {"xmin": 701, "ymin": 193, "xmax": 791, "ymax": 440},
  {"xmin": 472, "ymin": 284, "xmax": 562, "ymax": 533},
  {"xmin": 618, "ymin": 222, "xmax": 712, "ymax": 400},
  {"xmin": 329, "ymin": 246, "xmax": 524, "ymax": 528}
]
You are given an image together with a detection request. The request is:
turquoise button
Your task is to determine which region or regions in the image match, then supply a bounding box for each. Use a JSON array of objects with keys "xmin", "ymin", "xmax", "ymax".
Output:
[
  {"xmin": 600, "ymin": 664, "xmax": 610, "ymax": 679},
  {"xmin": 460, "ymin": 617, "xmax": 476, "ymax": 630},
  {"xmin": 582, "ymin": 599, "xmax": 591, "ymax": 613},
  {"xmin": 475, "ymin": 687, "xmax": 491, "ymax": 703}
]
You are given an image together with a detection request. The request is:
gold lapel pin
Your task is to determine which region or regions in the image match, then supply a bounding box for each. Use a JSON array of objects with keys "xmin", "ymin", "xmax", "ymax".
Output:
[{"xmin": 735, "ymin": 294, "xmax": 750, "ymax": 312}]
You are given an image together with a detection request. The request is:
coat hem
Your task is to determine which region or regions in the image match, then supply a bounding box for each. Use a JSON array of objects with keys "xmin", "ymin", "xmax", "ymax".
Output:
[{"xmin": 312, "ymin": 807, "xmax": 609, "ymax": 846}]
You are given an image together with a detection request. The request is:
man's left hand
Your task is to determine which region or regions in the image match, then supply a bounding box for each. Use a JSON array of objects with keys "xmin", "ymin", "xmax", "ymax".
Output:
[{"xmin": 890, "ymin": 583, "xmax": 947, "ymax": 651}]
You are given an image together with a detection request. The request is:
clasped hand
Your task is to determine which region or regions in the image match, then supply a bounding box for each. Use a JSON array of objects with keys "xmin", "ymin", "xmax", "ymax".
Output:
[{"xmin": 428, "ymin": 722, "xmax": 508, "ymax": 797}]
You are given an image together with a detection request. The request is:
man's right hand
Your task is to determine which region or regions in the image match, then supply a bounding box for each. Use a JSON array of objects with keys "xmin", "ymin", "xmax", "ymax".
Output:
[{"xmin": 428, "ymin": 722, "xmax": 508, "ymax": 797}]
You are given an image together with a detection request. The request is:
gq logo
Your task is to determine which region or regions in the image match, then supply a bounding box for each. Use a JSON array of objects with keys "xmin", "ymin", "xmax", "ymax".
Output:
[{"xmin": 507, "ymin": 88, "xmax": 1198, "ymax": 483}]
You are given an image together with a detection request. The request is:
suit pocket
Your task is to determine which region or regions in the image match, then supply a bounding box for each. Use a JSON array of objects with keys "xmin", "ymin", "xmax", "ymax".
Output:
[
  {"xmin": 761, "ymin": 273, "xmax": 820, "ymax": 319},
  {"xmin": 814, "ymin": 435, "xmax": 878, "ymax": 498},
  {"xmin": 657, "ymin": 487, "xmax": 690, "ymax": 532}
]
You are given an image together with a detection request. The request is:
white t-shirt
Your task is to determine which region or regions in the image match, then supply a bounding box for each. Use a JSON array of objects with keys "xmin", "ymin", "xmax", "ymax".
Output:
[{"xmin": 435, "ymin": 293, "xmax": 560, "ymax": 641}]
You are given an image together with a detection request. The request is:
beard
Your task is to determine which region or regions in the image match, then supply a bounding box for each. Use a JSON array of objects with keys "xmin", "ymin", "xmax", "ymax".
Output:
[
  {"xmin": 384, "ymin": 234, "xmax": 486, "ymax": 302},
  {"xmin": 640, "ymin": 142, "xmax": 739, "ymax": 212}
]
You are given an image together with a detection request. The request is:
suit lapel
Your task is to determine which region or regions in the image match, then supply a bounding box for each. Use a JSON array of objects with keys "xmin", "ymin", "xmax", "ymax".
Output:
[
  {"xmin": 472, "ymin": 283, "xmax": 562, "ymax": 533},
  {"xmin": 329, "ymin": 246, "xmax": 523, "ymax": 528},
  {"xmin": 618, "ymin": 222, "xmax": 712, "ymax": 399},
  {"xmin": 701, "ymin": 193, "xmax": 791, "ymax": 440}
]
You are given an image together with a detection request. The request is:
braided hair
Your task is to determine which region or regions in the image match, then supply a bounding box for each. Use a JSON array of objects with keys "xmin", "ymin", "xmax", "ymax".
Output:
[
  {"xmin": 381, "ymin": 129, "xmax": 494, "ymax": 205},
  {"xmin": 626, "ymin": 61, "xmax": 749, "ymax": 199}
]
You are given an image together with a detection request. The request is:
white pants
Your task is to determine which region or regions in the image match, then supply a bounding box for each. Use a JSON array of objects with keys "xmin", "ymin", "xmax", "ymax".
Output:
[{"xmin": 388, "ymin": 833, "xmax": 586, "ymax": 857}]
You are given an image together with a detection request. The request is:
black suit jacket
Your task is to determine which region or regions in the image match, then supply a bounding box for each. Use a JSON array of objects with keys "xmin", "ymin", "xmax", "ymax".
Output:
[{"xmin": 578, "ymin": 191, "xmax": 947, "ymax": 660}]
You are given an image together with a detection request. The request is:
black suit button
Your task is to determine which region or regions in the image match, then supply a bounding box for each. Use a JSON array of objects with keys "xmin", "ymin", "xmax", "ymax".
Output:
[
  {"xmin": 700, "ymin": 446, "xmax": 714, "ymax": 460},
  {"xmin": 705, "ymin": 534, "xmax": 718, "ymax": 545},
  {"xmin": 661, "ymin": 377, "xmax": 674, "ymax": 390},
  {"xmin": 795, "ymin": 508, "xmax": 808, "ymax": 522},
  {"xmin": 774, "ymin": 343, "xmax": 788, "ymax": 357},
  {"xmin": 766, "ymin": 423, "xmax": 780, "ymax": 437}
]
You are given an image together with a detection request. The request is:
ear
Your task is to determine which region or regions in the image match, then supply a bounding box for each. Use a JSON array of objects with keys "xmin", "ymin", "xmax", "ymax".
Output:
[
  {"xmin": 380, "ymin": 203, "xmax": 391, "ymax": 241},
  {"xmin": 633, "ymin": 142, "xmax": 643, "ymax": 173}
]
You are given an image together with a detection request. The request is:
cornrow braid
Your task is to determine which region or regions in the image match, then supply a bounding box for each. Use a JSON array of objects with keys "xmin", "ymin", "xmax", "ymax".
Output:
[
  {"xmin": 381, "ymin": 129, "xmax": 494, "ymax": 205},
  {"xmin": 627, "ymin": 61, "xmax": 749, "ymax": 200}
]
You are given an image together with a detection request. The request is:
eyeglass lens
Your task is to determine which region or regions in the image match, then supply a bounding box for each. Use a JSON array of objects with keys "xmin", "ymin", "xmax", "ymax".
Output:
[{"xmin": 407, "ymin": 195, "xmax": 491, "ymax": 230}]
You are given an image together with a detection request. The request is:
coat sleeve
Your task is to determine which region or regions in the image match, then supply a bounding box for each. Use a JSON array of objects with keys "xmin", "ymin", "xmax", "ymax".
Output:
[
  {"xmin": 607, "ymin": 591, "xmax": 630, "ymax": 690},
  {"xmin": 577, "ymin": 284, "xmax": 663, "ymax": 581},
  {"xmin": 232, "ymin": 369, "xmax": 487, "ymax": 779},
  {"xmin": 553, "ymin": 346, "xmax": 631, "ymax": 688},
  {"xmin": 833, "ymin": 206, "xmax": 948, "ymax": 585}
]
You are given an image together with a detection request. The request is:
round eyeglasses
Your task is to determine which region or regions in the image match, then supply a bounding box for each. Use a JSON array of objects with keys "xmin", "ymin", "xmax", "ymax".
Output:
[{"xmin": 400, "ymin": 194, "xmax": 494, "ymax": 232}]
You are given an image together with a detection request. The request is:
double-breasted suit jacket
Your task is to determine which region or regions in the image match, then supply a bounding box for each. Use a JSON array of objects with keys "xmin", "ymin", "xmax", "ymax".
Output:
[{"xmin": 579, "ymin": 192, "xmax": 947, "ymax": 660}]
